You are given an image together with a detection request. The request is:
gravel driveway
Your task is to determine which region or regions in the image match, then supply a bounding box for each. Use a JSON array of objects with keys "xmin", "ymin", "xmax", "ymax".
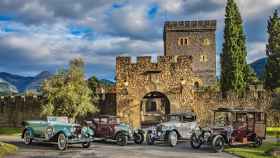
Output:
[{"xmin": 1, "ymin": 136, "xmax": 238, "ymax": 158}]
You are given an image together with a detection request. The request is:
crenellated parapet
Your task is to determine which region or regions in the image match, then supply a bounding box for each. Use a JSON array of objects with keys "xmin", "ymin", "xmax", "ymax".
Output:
[
  {"xmin": 164, "ymin": 20, "xmax": 217, "ymax": 31},
  {"xmin": 116, "ymin": 55, "xmax": 192, "ymax": 68}
]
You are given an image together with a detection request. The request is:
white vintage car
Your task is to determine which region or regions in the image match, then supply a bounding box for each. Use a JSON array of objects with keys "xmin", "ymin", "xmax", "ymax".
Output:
[{"xmin": 146, "ymin": 112, "xmax": 198, "ymax": 147}]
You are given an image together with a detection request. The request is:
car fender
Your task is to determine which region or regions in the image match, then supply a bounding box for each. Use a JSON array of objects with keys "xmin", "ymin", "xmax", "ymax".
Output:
[
  {"xmin": 50, "ymin": 129, "xmax": 71, "ymax": 141},
  {"xmin": 165, "ymin": 129, "xmax": 181, "ymax": 139},
  {"xmin": 22, "ymin": 127, "xmax": 34, "ymax": 139},
  {"xmin": 114, "ymin": 130, "xmax": 129, "ymax": 139}
]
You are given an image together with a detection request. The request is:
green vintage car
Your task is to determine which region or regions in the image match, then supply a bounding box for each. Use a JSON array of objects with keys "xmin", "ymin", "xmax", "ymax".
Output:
[{"xmin": 22, "ymin": 116, "xmax": 94, "ymax": 150}]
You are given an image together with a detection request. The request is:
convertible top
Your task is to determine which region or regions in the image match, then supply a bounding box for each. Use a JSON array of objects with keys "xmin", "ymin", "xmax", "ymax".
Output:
[{"xmin": 212, "ymin": 107, "xmax": 263, "ymax": 113}]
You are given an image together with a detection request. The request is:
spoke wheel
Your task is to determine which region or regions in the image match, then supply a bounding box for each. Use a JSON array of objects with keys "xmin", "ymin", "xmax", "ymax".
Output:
[
  {"xmin": 168, "ymin": 131, "xmax": 178, "ymax": 147},
  {"xmin": 190, "ymin": 134, "xmax": 202, "ymax": 149},
  {"xmin": 134, "ymin": 133, "xmax": 144, "ymax": 144},
  {"xmin": 253, "ymin": 136, "xmax": 262, "ymax": 147},
  {"xmin": 212, "ymin": 135, "xmax": 225, "ymax": 152},
  {"xmin": 57, "ymin": 133, "xmax": 68, "ymax": 150},
  {"xmin": 82, "ymin": 142, "xmax": 91, "ymax": 148},
  {"xmin": 23, "ymin": 130, "xmax": 32, "ymax": 145},
  {"xmin": 146, "ymin": 132, "xmax": 155, "ymax": 145},
  {"xmin": 116, "ymin": 133, "xmax": 128, "ymax": 146}
]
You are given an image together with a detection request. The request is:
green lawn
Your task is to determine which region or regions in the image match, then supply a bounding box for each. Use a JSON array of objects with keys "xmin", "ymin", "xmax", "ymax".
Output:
[
  {"xmin": 0, "ymin": 142, "xmax": 17, "ymax": 158},
  {"xmin": 0, "ymin": 128, "xmax": 21, "ymax": 136},
  {"xmin": 267, "ymin": 127, "xmax": 280, "ymax": 138},
  {"xmin": 225, "ymin": 142, "xmax": 280, "ymax": 158}
]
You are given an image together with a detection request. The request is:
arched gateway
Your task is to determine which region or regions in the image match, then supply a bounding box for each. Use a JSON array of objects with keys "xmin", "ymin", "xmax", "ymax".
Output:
[
  {"xmin": 141, "ymin": 91, "xmax": 170, "ymax": 127},
  {"xmin": 116, "ymin": 56, "xmax": 196, "ymax": 128}
]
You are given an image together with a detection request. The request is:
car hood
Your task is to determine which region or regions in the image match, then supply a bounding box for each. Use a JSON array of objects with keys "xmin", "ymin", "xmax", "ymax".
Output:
[
  {"xmin": 160, "ymin": 120, "xmax": 180, "ymax": 127},
  {"xmin": 22, "ymin": 120, "xmax": 77, "ymax": 127}
]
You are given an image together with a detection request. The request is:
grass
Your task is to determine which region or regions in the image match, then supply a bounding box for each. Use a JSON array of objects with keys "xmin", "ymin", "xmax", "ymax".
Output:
[
  {"xmin": 225, "ymin": 142, "xmax": 280, "ymax": 158},
  {"xmin": 0, "ymin": 142, "xmax": 17, "ymax": 158},
  {"xmin": 267, "ymin": 127, "xmax": 280, "ymax": 138},
  {"xmin": 0, "ymin": 128, "xmax": 21, "ymax": 136}
]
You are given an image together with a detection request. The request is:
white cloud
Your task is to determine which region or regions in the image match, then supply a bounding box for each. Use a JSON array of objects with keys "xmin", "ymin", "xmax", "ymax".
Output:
[{"xmin": 247, "ymin": 42, "xmax": 266, "ymax": 63}]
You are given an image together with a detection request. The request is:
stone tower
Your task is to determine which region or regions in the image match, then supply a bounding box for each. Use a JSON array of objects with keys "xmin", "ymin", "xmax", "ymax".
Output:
[{"xmin": 164, "ymin": 20, "xmax": 217, "ymax": 86}]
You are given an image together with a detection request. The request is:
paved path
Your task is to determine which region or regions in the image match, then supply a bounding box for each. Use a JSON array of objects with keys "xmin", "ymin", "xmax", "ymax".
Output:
[{"xmin": 1, "ymin": 136, "xmax": 238, "ymax": 158}]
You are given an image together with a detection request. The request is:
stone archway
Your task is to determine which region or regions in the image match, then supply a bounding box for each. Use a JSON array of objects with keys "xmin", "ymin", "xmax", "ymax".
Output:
[{"xmin": 140, "ymin": 91, "xmax": 170, "ymax": 127}]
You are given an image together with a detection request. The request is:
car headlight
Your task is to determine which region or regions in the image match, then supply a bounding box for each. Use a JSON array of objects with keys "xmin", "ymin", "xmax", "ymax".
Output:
[{"xmin": 45, "ymin": 127, "xmax": 53, "ymax": 139}]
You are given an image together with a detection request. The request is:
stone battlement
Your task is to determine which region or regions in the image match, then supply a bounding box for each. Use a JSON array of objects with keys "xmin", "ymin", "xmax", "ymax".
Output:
[
  {"xmin": 164, "ymin": 20, "xmax": 216, "ymax": 31},
  {"xmin": 116, "ymin": 55, "xmax": 192, "ymax": 66}
]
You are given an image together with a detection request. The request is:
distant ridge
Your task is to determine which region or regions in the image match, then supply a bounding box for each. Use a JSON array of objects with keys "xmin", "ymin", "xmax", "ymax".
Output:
[
  {"xmin": 250, "ymin": 57, "xmax": 267, "ymax": 79},
  {"xmin": 0, "ymin": 71, "xmax": 52, "ymax": 94}
]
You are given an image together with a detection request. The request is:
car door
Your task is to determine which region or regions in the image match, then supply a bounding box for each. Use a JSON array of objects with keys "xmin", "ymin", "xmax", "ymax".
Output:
[
  {"xmin": 33, "ymin": 121, "xmax": 48, "ymax": 138},
  {"xmin": 179, "ymin": 115, "xmax": 196, "ymax": 139}
]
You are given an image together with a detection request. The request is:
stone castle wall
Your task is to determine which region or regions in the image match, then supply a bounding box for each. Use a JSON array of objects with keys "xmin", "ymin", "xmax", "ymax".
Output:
[
  {"xmin": 116, "ymin": 55, "xmax": 196, "ymax": 128},
  {"xmin": 0, "ymin": 96, "xmax": 42, "ymax": 127},
  {"xmin": 164, "ymin": 20, "xmax": 216, "ymax": 86},
  {"xmin": 0, "ymin": 92, "xmax": 116, "ymax": 127}
]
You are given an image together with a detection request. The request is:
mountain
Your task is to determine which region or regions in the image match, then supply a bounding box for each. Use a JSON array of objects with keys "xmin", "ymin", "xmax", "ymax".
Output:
[
  {"xmin": 26, "ymin": 71, "xmax": 52, "ymax": 93},
  {"xmin": 99, "ymin": 79, "xmax": 115, "ymax": 86},
  {"xmin": 0, "ymin": 71, "xmax": 52, "ymax": 94},
  {"xmin": 0, "ymin": 78, "xmax": 18, "ymax": 96},
  {"xmin": 0, "ymin": 72, "xmax": 33, "ymax": 92},
  {"xmin": 250, "ymin": 57, "xmax": 267, "ymax": 79}
]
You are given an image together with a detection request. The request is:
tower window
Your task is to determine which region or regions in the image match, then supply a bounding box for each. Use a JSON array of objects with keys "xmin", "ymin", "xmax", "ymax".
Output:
[
  {"xmin": 177, "ymin": 37, "xmax": 189, "ymax": 46},
  {"xmin": 200, "ymin": 55, "xmax": 208, "ymax": 62},
  {"xmin": 203, "ymin": 38, "xmax": 210, "ymax": 46}
]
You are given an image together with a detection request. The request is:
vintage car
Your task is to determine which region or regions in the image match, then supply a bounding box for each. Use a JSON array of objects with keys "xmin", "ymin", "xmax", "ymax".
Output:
[
  {"xmin": 87, "ymin": 115, "xmax": 145, "ymax": 146},
  {"xmin": 146, "ymin": 112, "xmax": 197, "ymax": 147},
  {"xmin": 190, "ymin": 107, "xmax": 266, "ymax": 152},
  {"xmin": 22, "ymin": 116, "xmax": 94, "ymax": 150}
]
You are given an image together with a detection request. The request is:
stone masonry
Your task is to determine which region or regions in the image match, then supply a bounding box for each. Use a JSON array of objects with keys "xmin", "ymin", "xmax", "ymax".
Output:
[
  {"xmin": 164, "ymin": 20, "xmax": 216, "ymax": 86},
  {"xmin": 116, "ymin": 56, "xmax": 196, "ymax": 128}
]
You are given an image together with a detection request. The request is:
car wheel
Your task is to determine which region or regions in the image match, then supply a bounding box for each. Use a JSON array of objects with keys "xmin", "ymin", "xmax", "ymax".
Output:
[
  {"xmin": 116, "ymin": 133, "xmax": 128, "ymax": 146},
  {"xmin": 82, "ymin": 142, "xmax": 91, "ymax": 148},
  {"xmin": 146, "ymin": 132, "xmax": 155, "ymax": 145},
  {"xmin": 134, "ymin": 132, "xmax": 144, "ymax": 144},
  {"xmin": 212, "ymin": 135, "xmax": 225, "ymax": 152},
  {"xmin": 190, "ymin": 134, "xmax": 202, "ymax": 149},
  {"xmin": 57, "ymin": 133, "xmax": 68, "ymax": 150},
  {"xmin": 253, "ymin": 136, "xmax": 262, "ymax": 147},
  {"xmin": 23, "ymin": 130, "xmax": 32, "ymax": 145},
  {"xmin": 168, "ymin": 131, "xmax": 178, "ymax": 147}
]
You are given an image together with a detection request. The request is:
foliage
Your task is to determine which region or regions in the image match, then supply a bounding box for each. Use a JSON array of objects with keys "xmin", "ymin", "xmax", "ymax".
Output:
[
  {"xmin": 267, "ymin": 127, "xmax": 280, "ymax": 137},
  {"xmin": 220, "ymin": 0, "xmax": 249, "ymax": 97},
  {"xmin": 0, "ymin": 142, "xmax": 17, "ymax": 158},
  {"xmin": 0, "ymin": 128, "xmax": 21, "ymax": 136},
  {"xmin": 265, "ymin": 10, "xmax": 280, "ymax": 90},
  {"xmin": 225, "ymin": 142, "xmax": 280, "ymax": 158},
  {"xmin": 246, "ymin": 66, "xmax": 260, "ymax": 86},
  {"xmin": 41, "ymin": 58, "xmax": 98, "ymax": 120}
]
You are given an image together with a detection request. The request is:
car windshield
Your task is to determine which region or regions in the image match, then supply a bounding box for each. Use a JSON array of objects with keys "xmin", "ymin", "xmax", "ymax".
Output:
[
  {"xmin": 213, "ymin": 112, "xmax": 234, "ymax": 127},
  {"xmin": 168, "ymin": 115, "xmax": 180, "ymax": 121},
  {"xmin": 109, "ymin": 118, "xmax": 120, "ymax": 124},
  {"xmin": 182, "ymin": 115, "xmax": 196, "ymax": 122}
]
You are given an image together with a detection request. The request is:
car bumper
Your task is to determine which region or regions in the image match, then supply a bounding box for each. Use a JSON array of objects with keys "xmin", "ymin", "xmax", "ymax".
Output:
[{"xmin": 68, "ymin": 137, "xmax": 94, "ymax": 144}]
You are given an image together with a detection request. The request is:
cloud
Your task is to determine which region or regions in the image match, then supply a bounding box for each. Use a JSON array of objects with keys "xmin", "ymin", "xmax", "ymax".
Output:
[
  {"xmin": 247, "ymin": 42, "xmax": 266, "ymax": 63},
  {"xmin": 0, "ymin": 0, "xmax": 279, "ymax": 79}
]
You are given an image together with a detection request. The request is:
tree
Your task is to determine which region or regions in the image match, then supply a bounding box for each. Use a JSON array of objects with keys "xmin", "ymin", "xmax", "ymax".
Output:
[
  {"xmin": 41, "ymin": 58, "xmax": 98, "ymax": 120},
  {"xmin": 265, "ymin": 10, "xmax": 280, "ymax": 90},
  {"xmin": 220, "ymin": 0, "xmax": 248, "ymax": 97},
  {"xmin": 245, "ymin": 65, "xmax": 259, "ymax": 86}
]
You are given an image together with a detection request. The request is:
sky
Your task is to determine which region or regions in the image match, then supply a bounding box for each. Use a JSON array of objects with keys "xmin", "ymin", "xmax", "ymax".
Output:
[{"xmin": 0, "ymin": 0, "xmax": 279, "ymax": 80}]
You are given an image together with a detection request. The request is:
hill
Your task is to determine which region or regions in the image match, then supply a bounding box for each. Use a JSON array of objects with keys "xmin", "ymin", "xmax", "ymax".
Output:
[
  {"xmin": 250, "ymin": 58, "xmax": 267, "ymax": 79},
  {"xmin": 0, "ymin": 71, "xmax": 52, "ymax": 94}
]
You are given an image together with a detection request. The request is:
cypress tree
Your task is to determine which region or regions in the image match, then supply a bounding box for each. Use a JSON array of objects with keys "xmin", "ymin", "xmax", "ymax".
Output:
[
  {"xmin": 220, "ymin": 0, "xmax": 248, "ymax": 97},
  {"xmin": 265, "ymin": 10, "xmax": 280, "ymax": 90}
]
